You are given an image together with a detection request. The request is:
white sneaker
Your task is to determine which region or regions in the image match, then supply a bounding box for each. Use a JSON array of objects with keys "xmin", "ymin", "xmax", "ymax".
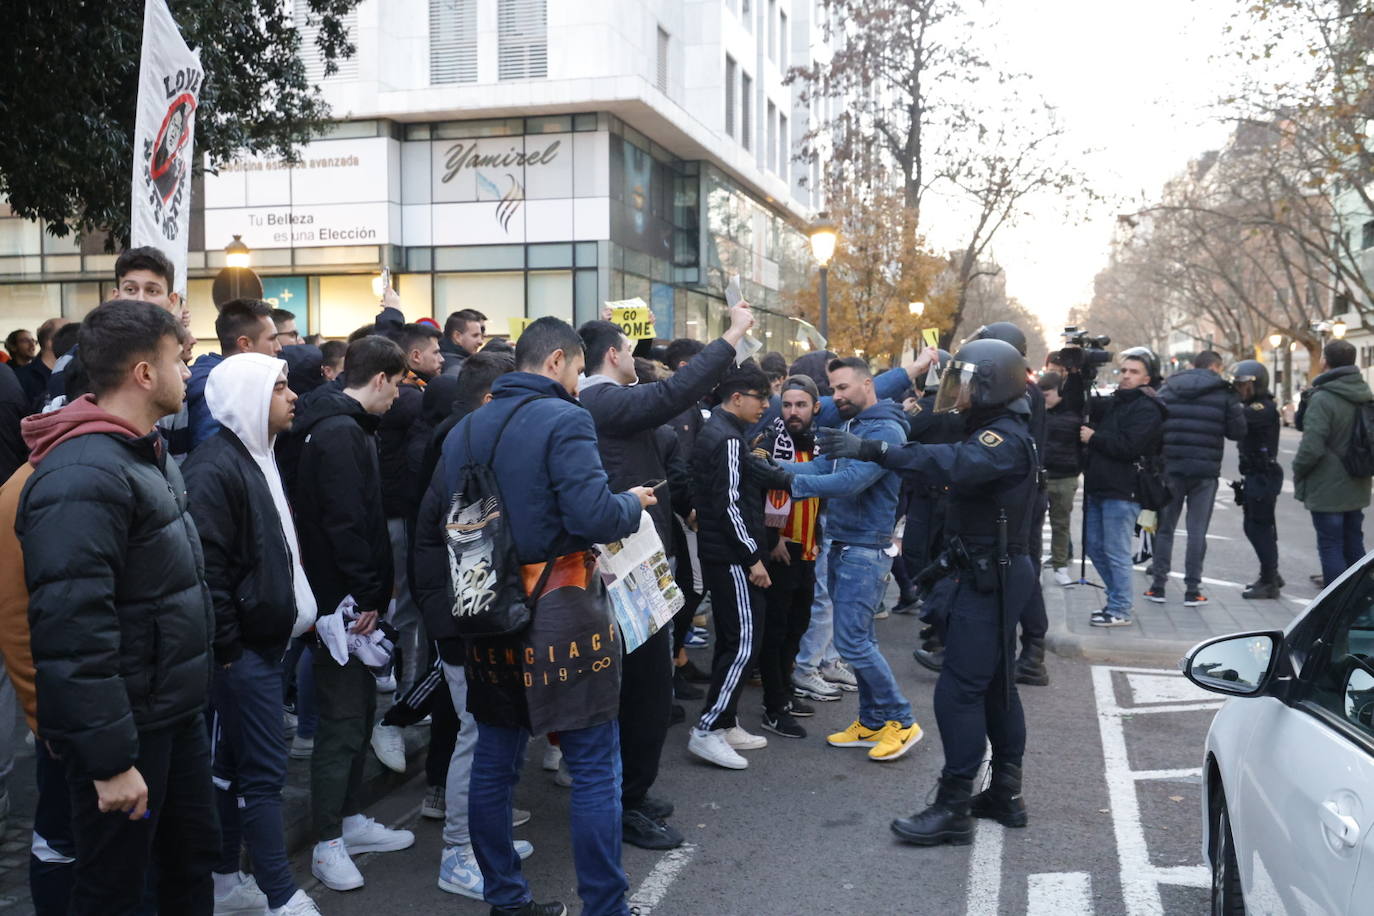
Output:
[
  {"xmin": 282, "ymin": 710, "xmax": 298, "ymax": 736},
  {"xmin": 1053, "ymin": 567, "xmax": 1072, "ymax": 587},
  {"xmin": 272, "ymin": 889, "xmax": 322, "ymax": 915},
  {"xmin": 312, "ymin": 838, "xmax": 364, "ymax": 892},
  {"xmin": 554, "ymin": 758, "xmax": 573, "ymax": 787},
  {"xmin": 513, "ymin": 807, "xmax": 531, "ymax": 827},
  {"xmin": 723, "ymin": 725, "xmax": 767, "ymax": 750},
  {"xmin": 374, "ymin": 672, "xmax": 397, "ymax": 693},
  {"xmin": 688, "ymin": 728, "xmax": 748, "ymax": 770},
  {"xmin": 542, "ymin": 743, "xmax": 563, "ymax": 771},
  {"xmin": 791, "ymin": 670, "xmax": 842, "ymax": 701},
  {"xmin": 820, "ymin": 660, "xmax": 858, "ymax": 691},
  {"xmin": 214, "ymin": 871, "xmax": 268, "ymax": 915},
  {"xmin": 341, "ymin": 814, "xmax": 415, "ymax": 854},
  {"xmin": 289, "ymin": 736, "xmax": 314, "ymax": 760},
  {"xmin": 370, "ymin": 723, "xmax": 406, "ymax": 773}
]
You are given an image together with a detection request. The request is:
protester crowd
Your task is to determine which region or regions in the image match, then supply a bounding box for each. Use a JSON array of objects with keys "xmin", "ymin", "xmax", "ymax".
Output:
[{"xmin": 0, "ymin": 243, "xmax": 1369, "ymax": 916}]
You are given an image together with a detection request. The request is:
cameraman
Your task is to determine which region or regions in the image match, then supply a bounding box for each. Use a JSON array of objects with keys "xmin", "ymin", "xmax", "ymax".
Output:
[{"xmin": 1078, "ymin": 348, "xmax": 1166, "ymax": 627}]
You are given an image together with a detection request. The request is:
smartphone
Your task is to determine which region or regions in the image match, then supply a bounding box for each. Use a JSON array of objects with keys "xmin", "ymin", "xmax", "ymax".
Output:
[{"xmin": 379, "ymin": 266, "xmax": 391, "ymax": 292}]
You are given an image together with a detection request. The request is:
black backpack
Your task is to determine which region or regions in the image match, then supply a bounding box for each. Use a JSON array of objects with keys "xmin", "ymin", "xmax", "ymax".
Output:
[
  {"xmin": 1341, "ymin": 400, "xmax": 1374, "ymax": 479},
  {"xmin": 444, "ymin": 395, "xmax": 559, "ymax": 638}
]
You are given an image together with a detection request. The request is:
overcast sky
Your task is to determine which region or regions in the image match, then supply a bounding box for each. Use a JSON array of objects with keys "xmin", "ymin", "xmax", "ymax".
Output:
[{"xmin": 919, "ymin": 0, "xmax": 1245, "ymax": 343}]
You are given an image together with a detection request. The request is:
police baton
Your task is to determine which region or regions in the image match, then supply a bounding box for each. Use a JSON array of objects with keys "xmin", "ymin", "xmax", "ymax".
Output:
[{"xmin": 996, "ymin": 509, "xmax": 1012, "ymax": 710}]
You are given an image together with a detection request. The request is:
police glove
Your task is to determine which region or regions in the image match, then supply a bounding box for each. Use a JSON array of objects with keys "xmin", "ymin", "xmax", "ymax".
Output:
[{"xmin": 817, "ymin": 427, "xmax": 888, "ymax": 462}]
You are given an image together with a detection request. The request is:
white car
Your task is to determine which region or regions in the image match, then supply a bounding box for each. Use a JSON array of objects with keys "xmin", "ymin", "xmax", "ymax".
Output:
[{"xmin": 1183, "ymin": 565, "xmax": 1374, "ymax": 914}]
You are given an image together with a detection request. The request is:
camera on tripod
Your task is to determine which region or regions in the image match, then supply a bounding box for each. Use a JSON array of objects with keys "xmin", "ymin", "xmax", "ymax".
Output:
[{"xmin": 1055, "ymin": 326, "xmax": 1112, "ymax": 381}]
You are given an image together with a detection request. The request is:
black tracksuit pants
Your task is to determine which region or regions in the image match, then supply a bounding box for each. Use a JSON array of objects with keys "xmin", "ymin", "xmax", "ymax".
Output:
[
  {"xmin": 761, "ymin": 544, "xmax": 814, "ymax": 715},
  {"xmin": 697, "ymin": 563, "xmax": 765, "ymax": 731}
]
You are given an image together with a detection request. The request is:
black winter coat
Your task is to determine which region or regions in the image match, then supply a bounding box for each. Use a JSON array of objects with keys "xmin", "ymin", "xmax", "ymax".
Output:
[
  {"xmin": 19, "ymin": 430, "xmax": 213, "ymax": 781},
  {"xmin": 578, "ymin": 338, "xmax": 736, "ymax": 551},
  {"xmin": 0, "ymin": 363, "xmax": 28, "ymax": 479},
  {"xmin": 1044, "ymin": 403, "xmax": 1083, "ymax": 478},
  {"xmin": 1158, "ymin": 368, "xmax": 1245, "ymax": 478},
  {"xmin": 378, "ymin": 377, "xmax": 425, "ymax": 519},
  {"xmin": 183, "ymin": 429, "xmax": 299, "ymax": 665},
  {"xmin": 1083, "ymin": 387, "xmax": 1167, "ymax": 501},
  {"xmin": 290, "ymin": 389, "xmax": 394, "ymax": 616},
  {"xmin": 692, "ymin": 406, "xmax": 790, "ymax": 567},
  {"xmin": 1239, "ymin": 395, "xmax": 1280, "ymax": 472}
]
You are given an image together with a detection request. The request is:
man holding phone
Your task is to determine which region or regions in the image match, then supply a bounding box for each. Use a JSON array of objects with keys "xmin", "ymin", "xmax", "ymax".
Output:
[{"xmin": 577, "ymin": 304, "xmax": 753, "ymax": 848}]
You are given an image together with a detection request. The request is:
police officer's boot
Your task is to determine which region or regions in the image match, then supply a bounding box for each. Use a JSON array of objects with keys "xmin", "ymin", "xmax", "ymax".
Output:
[
  {"xmin": 891, "ymin": 775, "xmax": 975, "ymax": 845},
  {"xmin": 969, "ymin": 762, "xmax": 1028, "ymax": 828},
  {"xmin": 912, "ymin": 636, "xmax": 944, "ymax": 672},
  {"xmin": 1014, "ymin": 637, "xmax": 1049, "ymax": 687}
]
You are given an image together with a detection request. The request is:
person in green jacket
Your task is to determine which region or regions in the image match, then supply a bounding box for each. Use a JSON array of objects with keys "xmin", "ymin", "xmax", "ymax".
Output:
[{"xmin": 1293, "ymin": 339, "xmax": 1373, "ymax": 584}]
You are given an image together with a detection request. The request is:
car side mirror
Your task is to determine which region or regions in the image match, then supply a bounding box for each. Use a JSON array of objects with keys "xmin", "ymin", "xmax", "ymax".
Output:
[
  {"xmin": 1181, "ymin": 630, "xmax": 1283, "ymax": 697},
  {"xmin": 1346, "ymin": 664, "xmax": 1374, "ymax": 729}
]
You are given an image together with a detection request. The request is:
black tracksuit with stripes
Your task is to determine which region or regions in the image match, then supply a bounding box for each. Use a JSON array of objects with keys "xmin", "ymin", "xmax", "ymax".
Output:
[{"xmin": 690, "ymin": 406, "xmax": 787, "ymax": 731}]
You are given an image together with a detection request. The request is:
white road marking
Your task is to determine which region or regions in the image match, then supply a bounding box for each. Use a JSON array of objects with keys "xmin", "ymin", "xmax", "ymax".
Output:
[
  {"xmin": 628, "ymin": 842, "xmax": 697, "ymax": 915},
  {"xmin": 1027, "ymin": 871, "xmax": 1093, "ymax": 916},
  {"xmin": 965, "ymin": 821, "xmax": 1005, "ymax": 916},
  {"xmin": 1126, "ymin": 672, "xmax": 1214, "ymax": 704},
  {"xmin": 1092, "ymin": 665, "xmax": 1221, "ymax": 916}
]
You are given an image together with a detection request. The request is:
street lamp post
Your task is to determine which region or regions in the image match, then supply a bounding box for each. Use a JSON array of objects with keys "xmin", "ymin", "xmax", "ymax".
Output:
[
  {"xmin": 808, "ymin": 213, "xmax": 838, "ymax": 342},
  {"xmin": 213, "ymin": 234, "xmax": 262, "ymax": 307},
  {"xmin": 1268, "ymin": 333, "xmax": 1283, "ymax": 407}
]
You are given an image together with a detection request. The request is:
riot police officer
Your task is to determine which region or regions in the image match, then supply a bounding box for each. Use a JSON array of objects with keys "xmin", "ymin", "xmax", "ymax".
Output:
[
  {"xmin": 819, "ymin": 338, "xmax": 1039, "ymax": 845},
  {"xmin": 969, "ymin": 322, "xmax": 1050, "ymax": 687},
  {"xmin": 1233, "ymin": 360, "xmax": 1284, "ymax": 598}
]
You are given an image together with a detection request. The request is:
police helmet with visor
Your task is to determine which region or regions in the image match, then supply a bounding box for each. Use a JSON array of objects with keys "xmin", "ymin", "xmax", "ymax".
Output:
[
  {"xmin": 1230, "ymin": 359, "xmax": 1269, "ymax": 399},
  {"xmin": 935, "ymin": 338, "xmax": 1027, "ymax": 414}
]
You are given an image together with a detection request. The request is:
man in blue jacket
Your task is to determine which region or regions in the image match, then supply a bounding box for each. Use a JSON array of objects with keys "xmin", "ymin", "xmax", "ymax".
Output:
[
  {"xmin": 779, "ymin": 357, "xmax": 923, "ymax": 763},
  {"xmin": 430, "ymin": 316, "xmax": 656, "ymax": 916}
]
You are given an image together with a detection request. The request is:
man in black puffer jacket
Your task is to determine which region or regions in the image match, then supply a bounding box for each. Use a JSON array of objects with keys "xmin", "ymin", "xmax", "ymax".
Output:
[
  {"xmin": 1080, "ymin": 349, "xmax": 1167, "ymax": 626},
  {"xmin": 1149, "ymin": 350, "xmax": 1245, "ymax": 607},
  {"xmin": 18, "ymin": 300, "xmax": 218, "ymax": 915}
]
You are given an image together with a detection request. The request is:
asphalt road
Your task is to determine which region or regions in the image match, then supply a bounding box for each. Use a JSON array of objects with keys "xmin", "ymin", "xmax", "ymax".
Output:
[{"xmin": 302, "ymin": 431, "xmax": 1333, "ymax": 915}]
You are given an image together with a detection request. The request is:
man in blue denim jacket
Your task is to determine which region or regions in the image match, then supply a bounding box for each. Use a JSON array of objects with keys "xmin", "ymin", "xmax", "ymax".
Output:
[{"xmin": 778, "ymin": 357, "xmax": 923, "ymax": 763}]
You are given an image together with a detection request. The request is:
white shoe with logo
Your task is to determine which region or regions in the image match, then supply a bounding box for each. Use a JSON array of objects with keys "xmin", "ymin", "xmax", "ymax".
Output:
[
  {"xmin": 341, "ymin": 814, "xmax": 415, "ymax": 854},
  {"xmin": 311, "ymin": 838, "xmax": 364, "ymax": 892},
  {"xmin": 688, "ymin": 728, "xmax": 748, "ymax": 770},
  {"xmin": 213, "ymin": 871, "xmax": 268, "ymax": 914},
  {"xmin": 723, "ymin": 725, "xmax": 767, "ymax": 750},
  {"xmin": 272, "ymin": 889, "xmax": 323, "ymax": 915},
  {"xmin": 370, "ymin": 723, "xmax": 406, "ymax": 773}
]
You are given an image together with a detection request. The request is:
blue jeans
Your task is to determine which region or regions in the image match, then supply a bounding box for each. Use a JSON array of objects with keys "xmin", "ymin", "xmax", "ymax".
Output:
[
  {"xmin": 470, "ymin": 719, "xmax": 629, "ymax": 916},
  {"xmin": 1311, "ymin": 510, "xmax": 1366, "ymax": 585},
  {"xmin": 1084, "ymin": 494, "xmax": 1139, "ymax": 616},
  {"xmin": 211, "ymin": 649, "xmax": 297, "ymax": 908},
  {"xmin": 796, "ymin": 536, "xmax": 839, "ymax": 673},
  {"xmin": 827, "ymin": 543, "xmax": 912, "ymax": 728}
]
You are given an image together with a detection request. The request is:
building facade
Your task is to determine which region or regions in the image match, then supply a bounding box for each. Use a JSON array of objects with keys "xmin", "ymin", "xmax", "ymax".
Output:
[{"xmin": 0, "ymin": 0, "xmax": 832, "ymax": 357}]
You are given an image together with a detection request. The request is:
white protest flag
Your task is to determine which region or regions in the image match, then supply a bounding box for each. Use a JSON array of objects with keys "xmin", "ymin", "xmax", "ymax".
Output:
[{"xmin": 130, "ymin": 0, "xmax": 204, "ymax": 295}]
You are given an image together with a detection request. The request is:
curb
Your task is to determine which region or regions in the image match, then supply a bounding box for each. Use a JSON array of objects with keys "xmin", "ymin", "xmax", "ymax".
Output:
[
  {"xmin": 1044, "ymin": 581, "xmax": 1199, "ymax": 668},
  {"xmin": 281, "ymin": 722, "xmax": 429, "ymax": 855}
]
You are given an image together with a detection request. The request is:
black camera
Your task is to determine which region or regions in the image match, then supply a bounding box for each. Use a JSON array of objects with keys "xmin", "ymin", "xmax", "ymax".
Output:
[{"xmin": 1054, "ymin": 326, "xmax": 1113, "ymax": 381}]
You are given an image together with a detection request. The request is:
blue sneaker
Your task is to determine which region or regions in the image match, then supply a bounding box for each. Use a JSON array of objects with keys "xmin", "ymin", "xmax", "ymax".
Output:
[
  {"xmin": 684, "ymin": 628, "xmax": 710, "ymax": 649},
  {"xmin": 438, "ymin": 842, "xmax": 533, "ymax": 899}
]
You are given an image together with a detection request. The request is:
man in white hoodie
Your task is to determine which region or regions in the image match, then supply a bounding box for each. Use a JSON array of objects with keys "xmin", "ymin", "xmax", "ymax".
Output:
[{"xmin": 183, "ymin": 353, "xmax": 323, "ymax": 915}]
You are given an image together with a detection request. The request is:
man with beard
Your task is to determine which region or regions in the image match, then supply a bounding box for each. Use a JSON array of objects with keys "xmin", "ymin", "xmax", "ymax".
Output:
[{"xmin": 758, "ymin": 376, "xmax": 822, "ymax": 739}]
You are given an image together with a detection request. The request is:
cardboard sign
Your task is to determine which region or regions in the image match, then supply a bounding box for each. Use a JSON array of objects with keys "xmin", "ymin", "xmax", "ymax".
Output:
[
  {"xmin": 508, "ymin": 316, "xmax": 535, "ymax": 341},
  {"xmin": 608, "ymin": 298, "xmax": 656, "ymax": 340},
  {"xmin": 922, "ymin": 327, "xmax": 942, "ymax": 350}
]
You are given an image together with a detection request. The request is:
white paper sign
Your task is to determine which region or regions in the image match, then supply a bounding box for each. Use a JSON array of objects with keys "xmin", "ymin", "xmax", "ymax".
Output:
[
  {"xmin": 596, "ymin": 512, "xmax": 684, "ymax": 654},
  {"xmin": 130, "ymin": 0, "xmax": 203, "ymax": 295}
]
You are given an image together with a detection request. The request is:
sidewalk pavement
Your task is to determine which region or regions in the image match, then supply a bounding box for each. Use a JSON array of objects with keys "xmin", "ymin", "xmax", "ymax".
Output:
[
  {"xmin": 0, "ymin": 700, "xmax": 428, "ymax": 915},
  {"xmin": 1045, "ymin": 560, "xmax": 1322, "ymax": 666}
]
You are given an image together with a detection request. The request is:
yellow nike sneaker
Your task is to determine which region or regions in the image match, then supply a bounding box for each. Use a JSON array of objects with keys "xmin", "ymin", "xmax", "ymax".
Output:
[
  {"xmin": 869, "ymin": 720, "xmax": 924, "ymax": 761},
  {"xmin": 826, "ymin": 720, "xmax": 884, "ymax": 748}
]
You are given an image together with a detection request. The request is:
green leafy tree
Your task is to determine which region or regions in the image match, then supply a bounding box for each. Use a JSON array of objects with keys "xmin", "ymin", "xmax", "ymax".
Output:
[{"xmin": 0, "ymin": 0, "xmax": 359, "ymax": 244}]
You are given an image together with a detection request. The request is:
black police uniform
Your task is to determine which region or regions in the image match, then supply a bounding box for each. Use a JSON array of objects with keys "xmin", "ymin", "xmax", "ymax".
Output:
[
  {"xmin": 1016, "ymin": 381, "xmax": 1051, "ymax": 683},
  {"xmin": 1239, "ymin": 395, "xmax": 1282, "ymax": 587},
  {"xmin": 881, "ymin": 409, "xmax": 1038, "ymax": 784}
]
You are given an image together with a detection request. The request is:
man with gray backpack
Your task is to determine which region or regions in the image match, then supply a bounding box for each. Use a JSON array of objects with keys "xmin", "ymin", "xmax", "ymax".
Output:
[{"xmin": 1294, "ymin": 339, "xmax": 1374, "ymax": 586}]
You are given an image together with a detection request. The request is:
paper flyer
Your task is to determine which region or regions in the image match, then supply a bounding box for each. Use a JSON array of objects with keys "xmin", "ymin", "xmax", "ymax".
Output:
[{"xmin": 595, "ymin": 512, "xmax": 684, "ymax": 653}]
